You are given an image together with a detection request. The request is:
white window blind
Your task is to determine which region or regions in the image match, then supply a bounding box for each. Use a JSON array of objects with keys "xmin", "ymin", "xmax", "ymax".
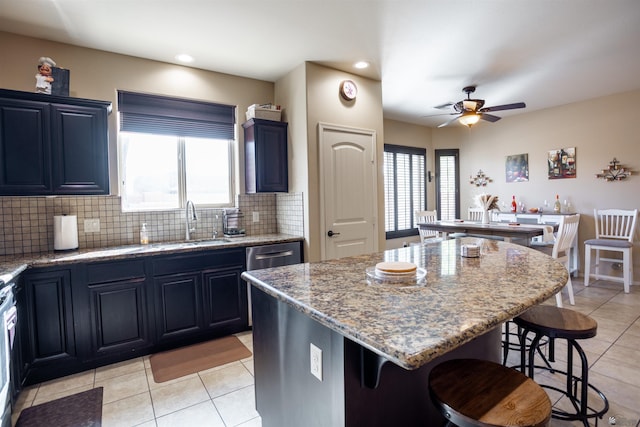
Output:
[
  {"xmin": 384, "ymin": 144, "xmax": 426, "ymax": 238},
  {"xmin": 436, "ymin": 150, "xmax": 459, "ymax": 221}
]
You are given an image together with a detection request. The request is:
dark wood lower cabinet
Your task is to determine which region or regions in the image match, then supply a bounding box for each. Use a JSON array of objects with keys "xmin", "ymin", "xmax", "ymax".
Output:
[
  {"xmin": 20, "ymin": 247, "xmax": 249, "ymax": 385},
  {"xmin": 21, "ymin": 268, "xmax": 79, "ymax": 384},
  {"xmin": 153, "ymin": 248, "xmax": 247, "ymax": 349},
  {"xmin": 204, "ymin": 268, "xmax": 246, "ymax": 329},
  {"xmin": 154, "ymin": 273, "xmax": 203, "ymax": 343},
  {"xmin": 88, "ymin": 278, "xmax": 152, "ymax": 357}
]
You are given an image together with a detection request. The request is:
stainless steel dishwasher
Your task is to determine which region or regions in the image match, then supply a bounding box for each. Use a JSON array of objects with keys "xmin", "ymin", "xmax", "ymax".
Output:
[{"xmin": 246, "ymin": 241, "xmax": 302, "ymax": 325}]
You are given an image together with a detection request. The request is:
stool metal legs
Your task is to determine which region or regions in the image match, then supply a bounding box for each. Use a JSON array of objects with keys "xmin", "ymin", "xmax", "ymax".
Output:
[{"xmin": 518, "ymin": 328, "xmax": 609, "ymax": 427}]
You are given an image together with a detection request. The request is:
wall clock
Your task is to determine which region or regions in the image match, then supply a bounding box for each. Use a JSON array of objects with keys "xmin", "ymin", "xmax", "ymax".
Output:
[{"xmin": 339, "ymin": 80, "xmax": 357, "ymax": 101}]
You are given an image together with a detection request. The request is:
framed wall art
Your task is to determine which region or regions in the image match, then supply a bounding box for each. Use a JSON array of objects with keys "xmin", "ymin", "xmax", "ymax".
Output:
[
  {"xmin": 505, "ymin": 153, "xmax": 529, "ymax": 182},
  {"xmin": 548, "ymin": 147, "xmax": 576, "ymax": 179}
]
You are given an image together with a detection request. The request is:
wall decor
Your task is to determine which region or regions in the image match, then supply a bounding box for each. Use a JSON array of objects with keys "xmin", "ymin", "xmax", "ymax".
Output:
[
  {"xmin": 595, "ymin": 158, "xmax": 633, "ymax": 181},
  {"xmin": 548, "ymin": 147, "xmax": 576, "ymax": 179},
  {"xmin": 469, "ymin": 169, "xmax": 492, "ymax": 186},
  {"xmin": 505, "ymin": 154, "xmax": 529, "ymax": 183}
]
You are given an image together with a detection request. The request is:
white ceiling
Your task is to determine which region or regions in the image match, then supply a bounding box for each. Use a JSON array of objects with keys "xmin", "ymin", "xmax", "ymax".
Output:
[{"xmin": 2, "ymin": 0, "xmax": 639, "ymax": 127}]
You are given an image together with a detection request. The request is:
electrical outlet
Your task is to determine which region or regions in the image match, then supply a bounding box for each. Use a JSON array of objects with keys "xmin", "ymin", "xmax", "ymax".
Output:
[
  {"xmin": 84, "ymin": 218, "xmax": 100, "ymax": 233},
  {"xmin": 310, "ymin": 343, "xmax": 323, "ymax": 381},
  {"xmin": 252, "ymin": 211, "xmax": 260, "ymax": 223}
]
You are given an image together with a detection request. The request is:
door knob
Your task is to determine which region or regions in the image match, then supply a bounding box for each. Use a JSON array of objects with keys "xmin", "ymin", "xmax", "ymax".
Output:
[{"xmin": 327, "ymin": 230, "xmax": 340, "ymax": 237}]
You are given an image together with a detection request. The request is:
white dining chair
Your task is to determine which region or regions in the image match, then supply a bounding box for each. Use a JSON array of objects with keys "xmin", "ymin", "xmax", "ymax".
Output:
[
  {"xmin": 584, "ymin": 208, "xmax": 637, "ymax": 293},
  {"xmin": 415, "ymin": 210, "xmax": 439, "ymax": 243},
  {"xmin": 468, "ymin": 207, "xmax": 484, "ymax": 222},
  {"xmin": 549, "ymin": 214, "xmax": 580, "ymax": 307}
]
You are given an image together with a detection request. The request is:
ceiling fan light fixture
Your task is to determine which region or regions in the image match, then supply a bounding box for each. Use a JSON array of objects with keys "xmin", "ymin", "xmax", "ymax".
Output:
[
  {"xmin": 463, "ymin": 99, "xmax": 477, "ymax": 111},
  {"xmin": 458, "ymin": 112, "xmax": 480, "ymax": 127}
]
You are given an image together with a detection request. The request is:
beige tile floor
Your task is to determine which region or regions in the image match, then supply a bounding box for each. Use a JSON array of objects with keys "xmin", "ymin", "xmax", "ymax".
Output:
[
  {"xmin": 11, "ymin": 332, "xmax": 260, "ymax": 427},
  {"xmin": 505, "ymin": 278, "xmax": 640, "ymax": 427},
  {"xmin": 12, "ymin": 279, "xmax": 640, "ymax": 427}
]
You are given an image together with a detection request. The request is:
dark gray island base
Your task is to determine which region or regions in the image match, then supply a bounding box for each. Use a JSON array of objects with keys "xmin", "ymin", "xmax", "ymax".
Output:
[
  {"xmin": 252, "ymin": 287, "xmax": 501, "ymax": 426},
  {"xmin": 242, "ymin": 238, "xmax": 568, "ymax": 427}
]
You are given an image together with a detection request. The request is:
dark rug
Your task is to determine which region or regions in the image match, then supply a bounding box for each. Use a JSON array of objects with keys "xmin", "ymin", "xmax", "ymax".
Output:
[
  {"xmin": 16, "ymin": 386, "xmax": 103, "ymax": 427},
  {"xmin": 149, "ymin": 335, "xmax": 252, "ymax": 383}
]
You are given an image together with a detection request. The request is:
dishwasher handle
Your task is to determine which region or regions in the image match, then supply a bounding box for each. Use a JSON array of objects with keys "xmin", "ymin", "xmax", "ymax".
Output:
[{"xmin": 254, "ymin": 250, "xmax": 294, "ymax": 260}]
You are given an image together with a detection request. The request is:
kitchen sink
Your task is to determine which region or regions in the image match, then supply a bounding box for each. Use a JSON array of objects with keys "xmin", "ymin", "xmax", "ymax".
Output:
[{"xmin": 154, "ymin": 238, "xmax": 233, "ymax": 250}]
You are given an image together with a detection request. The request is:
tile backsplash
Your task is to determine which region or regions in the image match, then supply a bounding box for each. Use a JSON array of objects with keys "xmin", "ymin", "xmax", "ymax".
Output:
[{"xmin": 0, "ymin": 192, "xmax": 304, "ymax": 256}]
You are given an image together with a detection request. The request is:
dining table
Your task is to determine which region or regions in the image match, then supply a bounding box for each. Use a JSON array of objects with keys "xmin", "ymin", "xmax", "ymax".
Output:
[{"xmin": 418, "ymin": 219, "xmax": 556, "ymax": 246}]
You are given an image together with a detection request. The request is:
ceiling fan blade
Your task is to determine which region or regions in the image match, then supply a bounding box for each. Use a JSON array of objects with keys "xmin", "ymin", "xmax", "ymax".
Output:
[
  {"xmin": 480, "ymin": 113, "xmax": 501, "ymax": 122},
  {"xmin": 479, "ymin": 102, "xmax": 526, "ymax": 113},
  {"xmin": 422, "ymin": 112, "xmax": 458, "ymax": 118},
  {"xmin": 434, "ymin": 102, "xmax": 454, "ymax": 110},
  {"xmin": 438, "ymin": 115, "xmax": 461, "ymax": 128}
]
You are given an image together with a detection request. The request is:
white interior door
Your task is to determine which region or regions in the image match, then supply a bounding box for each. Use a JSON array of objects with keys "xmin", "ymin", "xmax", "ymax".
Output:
[{"xmin": 319, "ymin": 123, "xmax": 378, "ymax": 260}]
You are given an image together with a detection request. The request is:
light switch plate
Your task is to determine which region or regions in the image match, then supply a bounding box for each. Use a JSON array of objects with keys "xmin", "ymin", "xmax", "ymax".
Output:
[
  {"xmin": 252, "ymin": 211, "xmax": 260, "ymax": 223},
  {"xmin": 310, "ymin": 343, "xmax": 323, "ymax": 381}
]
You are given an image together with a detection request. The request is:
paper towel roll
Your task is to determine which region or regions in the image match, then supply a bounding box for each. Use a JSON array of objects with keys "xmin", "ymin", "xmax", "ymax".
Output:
[{"xmin": 54, "ymin": 215, "xmax": 78, "ymax": 251}]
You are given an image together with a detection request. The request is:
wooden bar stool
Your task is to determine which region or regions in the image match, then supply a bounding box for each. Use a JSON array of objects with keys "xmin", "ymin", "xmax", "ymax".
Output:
[
  {"xmin": 429, "ymin": 358, "xmax": 551, "ymax": 427},
  {"xmin": 514, "ymin": 305, "xmax": 609, "ymax": 426}
]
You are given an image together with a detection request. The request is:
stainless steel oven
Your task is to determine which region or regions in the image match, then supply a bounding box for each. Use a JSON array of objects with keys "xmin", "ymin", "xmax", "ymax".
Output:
[{"xmin": 0, "ymin": 282, "xmax": 16, "ymax": 427}]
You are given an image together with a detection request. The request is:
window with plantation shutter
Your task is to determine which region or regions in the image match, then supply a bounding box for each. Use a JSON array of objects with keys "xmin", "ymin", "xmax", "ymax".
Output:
[
  {"xmin": 435, "ymin": 149, "xmax": 460, "ymax": 221},
  {"xmin": 384, "ymin": 144, "xmax": 426, "ymax": 239}
]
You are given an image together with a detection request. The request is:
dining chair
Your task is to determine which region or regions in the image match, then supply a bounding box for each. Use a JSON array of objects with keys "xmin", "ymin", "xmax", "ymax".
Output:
[
  {"xmin": 549, "ymin": 214, "xmax": 580, "ymax": 307},
  {"xmin": 584, "ymin": 208, "xmax": 637, "ymax": 293},
  {"xmin": 414, "ymin": 210, "xmax": 439, "ymax": 243},
  {"xmin": 468, "ymin": 207, "xmax": 484, "ymax": 221}
]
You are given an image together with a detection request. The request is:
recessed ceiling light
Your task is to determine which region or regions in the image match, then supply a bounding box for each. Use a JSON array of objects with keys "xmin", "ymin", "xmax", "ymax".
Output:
[
  {"xmin": 354, "ymin": 61, "xmax": 369, "ymax": 69},
  {"xmin": 175, "ymin": 54, "xmax": 194, "ymax": 63}
]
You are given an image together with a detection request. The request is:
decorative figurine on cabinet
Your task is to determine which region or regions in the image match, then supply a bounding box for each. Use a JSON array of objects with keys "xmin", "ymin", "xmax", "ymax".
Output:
[{"xmin": 35, "ymin": 57, "xmax": 56, "ymax": 94}]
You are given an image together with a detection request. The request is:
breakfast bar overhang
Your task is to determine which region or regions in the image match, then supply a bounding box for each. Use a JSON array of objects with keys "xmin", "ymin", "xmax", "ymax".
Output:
[{"xmin": 241, "ymin": 238, "xmax": 567, "ymax": 427}]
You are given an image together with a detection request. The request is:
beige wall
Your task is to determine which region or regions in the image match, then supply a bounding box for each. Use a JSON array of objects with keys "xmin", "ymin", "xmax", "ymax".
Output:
[
  {"xmin": 383, "ymin": 119, "xmax": 435, "ymax": 249},
  {"xmin": 0, "ymin": 31, "xmax": 274, "ymax": 194},
  {"xmin": 276, "ymin": 62, "xmax": 384, "ymax": 262},
  {"xmin": 389, "ymin": 90, "xmax": 640, "ymax": 280},
  {"xmin": 274, "ymin": 64, "xmax": 311, "ymax": 257}
]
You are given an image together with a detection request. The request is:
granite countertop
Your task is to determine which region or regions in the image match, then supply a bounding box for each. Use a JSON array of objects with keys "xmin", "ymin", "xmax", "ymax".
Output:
[
  {"xmin": 0, "ymin": 233, "xmax": 303, "ymax": 284},
  {"xmin": 241, "ymin": 237, "xmax": 567, "ymax": 370}
]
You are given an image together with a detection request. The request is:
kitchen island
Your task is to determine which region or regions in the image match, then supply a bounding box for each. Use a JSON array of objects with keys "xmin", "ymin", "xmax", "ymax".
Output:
[{"xmin": 241, "ymin": 237, "xmax": 568, "ymax": 427}]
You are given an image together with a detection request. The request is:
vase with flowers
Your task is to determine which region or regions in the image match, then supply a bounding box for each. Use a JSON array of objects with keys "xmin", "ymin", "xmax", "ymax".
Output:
[{"xmin": 475, "ymin": 194, "xmax": 500, "ymax": 224}]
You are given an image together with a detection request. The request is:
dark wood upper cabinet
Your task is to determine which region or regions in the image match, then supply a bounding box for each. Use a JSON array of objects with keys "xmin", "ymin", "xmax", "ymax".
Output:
[
  {"xmin": 243, "ymin": 118, "xmax": 288, "ymax": 193},
  {"xmin": 0, "ymin": 89, "xmax": 111, "ymax": 195}
]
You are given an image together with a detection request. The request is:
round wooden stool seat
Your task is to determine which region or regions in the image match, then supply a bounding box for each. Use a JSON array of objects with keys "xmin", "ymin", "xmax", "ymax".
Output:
[
  {"xmin": 429, "ymin": 358, "xmax": 551, "ymax": 427},
  {"xmin": 514, "ymin": 305, "xmax": 597, "ymax": 340}
]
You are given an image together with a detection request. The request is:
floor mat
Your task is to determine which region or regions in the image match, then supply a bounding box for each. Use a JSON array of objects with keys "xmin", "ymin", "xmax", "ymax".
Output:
[
  {"xmin": 16, "ymin": 386, "xmax": 103, "ymax": 427},
  {"xmin": 149, "ymin": 335, "xmax": 252, "ymax": 383}
]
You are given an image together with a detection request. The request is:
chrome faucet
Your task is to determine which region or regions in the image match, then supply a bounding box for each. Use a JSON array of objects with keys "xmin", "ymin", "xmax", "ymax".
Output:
[{"xmin": 185, "ymin": 200, "xmax": 197, "ymax": 240}]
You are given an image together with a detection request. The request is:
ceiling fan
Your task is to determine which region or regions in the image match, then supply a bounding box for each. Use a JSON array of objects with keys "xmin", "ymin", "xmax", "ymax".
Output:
[{"xmin": 431, "ymin": 86, "xmax": 526, "ymax": 128}]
